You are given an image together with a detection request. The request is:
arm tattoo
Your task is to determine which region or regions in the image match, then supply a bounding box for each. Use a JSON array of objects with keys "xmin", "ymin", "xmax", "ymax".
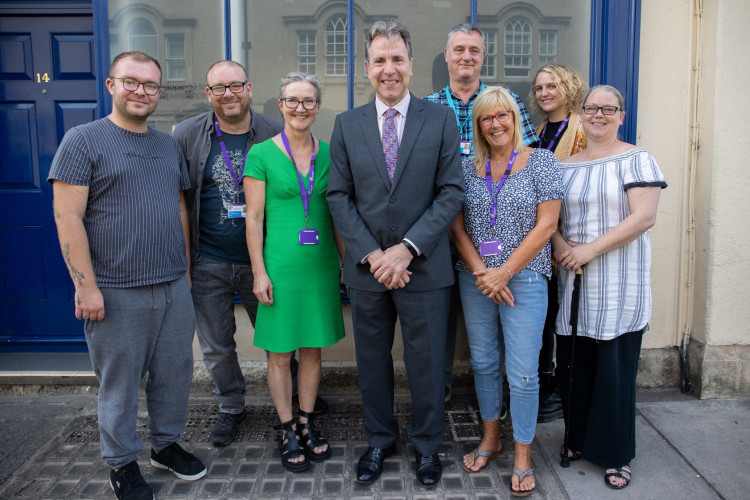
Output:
[{"xmin": 62, "ymin": 243, "xmax": 85, "ymax": 285}]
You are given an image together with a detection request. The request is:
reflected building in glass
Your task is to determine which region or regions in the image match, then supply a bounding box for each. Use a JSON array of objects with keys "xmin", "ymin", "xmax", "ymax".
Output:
[{"xmin": 108, "ymin": 1, "xmax": 590, "ymax": 140}]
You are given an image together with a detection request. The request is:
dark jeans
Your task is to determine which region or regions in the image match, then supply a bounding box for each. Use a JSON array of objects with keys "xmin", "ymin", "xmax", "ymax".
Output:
[{"xmin": 192, "ymin": 256, "xmax": 258, "ymax": 413}]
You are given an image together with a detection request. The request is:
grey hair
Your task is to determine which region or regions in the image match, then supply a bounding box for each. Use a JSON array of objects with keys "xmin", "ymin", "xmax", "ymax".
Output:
[
  {"xmin": 446, "ymin": 23, "xmax": 485, "ymax": 50},
  {"xmin": 365, "ymin": 20, "xmax": 412, "ymax": 62},
  {"xmin": 583, "ymin": 84, "xmax": 624, "ymax": 111},
  {"xmin": 278, "ymin": 71, "xmax": 322, "ymax": 102}
]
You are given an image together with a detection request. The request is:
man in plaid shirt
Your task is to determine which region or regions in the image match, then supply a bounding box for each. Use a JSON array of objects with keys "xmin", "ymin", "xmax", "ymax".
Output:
[{"xmin": 424, "ymin": 23, "xmax": 539, "ymax": 160}]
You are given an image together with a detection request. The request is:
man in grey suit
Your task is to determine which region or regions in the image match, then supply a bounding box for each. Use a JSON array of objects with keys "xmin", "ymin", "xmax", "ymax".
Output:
[{"xmin": 327, "ymin": 20, "xmax": 464, "ymax": 488}]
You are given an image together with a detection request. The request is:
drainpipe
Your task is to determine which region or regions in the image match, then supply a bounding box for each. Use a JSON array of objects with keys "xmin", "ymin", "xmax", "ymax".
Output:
[{"xmin": 678, "ymin": 0, "xmax": 703, "ymax": 394}]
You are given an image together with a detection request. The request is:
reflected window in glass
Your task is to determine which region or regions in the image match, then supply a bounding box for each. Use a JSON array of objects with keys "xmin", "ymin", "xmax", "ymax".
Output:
[
  {"xmin": 504, "ymin": 17, "xmax": 531, "ymax": 78},
  {"xmin": 297, "ymin": 31, "xmax": 317, "ymax": 75},
  {"xmin": 128, "ymin": 18, "xmax": 157, "ymax": 57}
]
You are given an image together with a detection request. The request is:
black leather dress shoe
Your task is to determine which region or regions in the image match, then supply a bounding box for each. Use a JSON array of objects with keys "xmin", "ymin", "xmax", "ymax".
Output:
[
  {"xmin": 356, "ymin": 445, "xmax": 396, "ymax": 484},
  {"xmin": 415, "ymin": 453, "xmax": 442, "ymax": 488}
]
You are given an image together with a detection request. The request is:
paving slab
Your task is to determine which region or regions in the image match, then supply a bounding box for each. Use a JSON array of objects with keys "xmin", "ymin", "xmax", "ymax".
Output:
[
  {"xmin": 0, "ymin": 395, "xmax": 96, "ymax": 487},
  {"xmin": 638, "ymin": 398, "xmax": 750, "ymax": 500},
  {"xmin": 0, "ymin": 395, "xmax": 568, "ymax": 499},
  {"xmin": 0, "ymin": 390, "xmax": 746, "ymax": 499}
]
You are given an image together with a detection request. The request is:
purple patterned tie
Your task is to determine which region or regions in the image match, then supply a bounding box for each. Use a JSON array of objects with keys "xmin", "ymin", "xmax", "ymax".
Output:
[{"xmin": 381, "ymin": 108, "xmax": 399, "ymax": 183}]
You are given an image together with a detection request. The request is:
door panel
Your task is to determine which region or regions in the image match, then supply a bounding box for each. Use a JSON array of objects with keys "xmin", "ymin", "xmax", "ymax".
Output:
[{"xmin": 0, "ymin": 12, "xmax": 97, "ymax": 351}]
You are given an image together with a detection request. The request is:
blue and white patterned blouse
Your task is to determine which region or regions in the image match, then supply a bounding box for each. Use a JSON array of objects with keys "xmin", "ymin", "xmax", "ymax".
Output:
[{"xmin": 457, "ymin": 148, "xmax": 563, "ymax": 278}]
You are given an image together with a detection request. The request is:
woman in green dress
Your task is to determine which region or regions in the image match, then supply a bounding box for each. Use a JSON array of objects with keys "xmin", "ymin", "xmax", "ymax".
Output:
[{"xmin": 244, "ymin": 72, "xmax": 345, "ymax": 472}]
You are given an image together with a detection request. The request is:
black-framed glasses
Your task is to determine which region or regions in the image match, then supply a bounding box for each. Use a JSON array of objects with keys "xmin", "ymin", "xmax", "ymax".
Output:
[
  {"xmin": 208, "ymin": 81, "xmax": 247, "ymax": 96},
  {"xmin": 279, "ymin": 97, "xmax": 319, "ymax": 110},
  {"xmin": 582, "ymin": 105, "xmax": 620, "ymax": 115},
  {"xmin": 111, "ymin": 77, "xmax": 160, "ymax": 96},
  {"xmin": 479, "ymin": 110, "xmax": 512, "ymax": 126}
]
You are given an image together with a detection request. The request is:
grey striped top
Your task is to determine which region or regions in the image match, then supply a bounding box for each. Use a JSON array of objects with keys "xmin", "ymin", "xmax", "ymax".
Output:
[
  {"xmin": 48, "ymin": 118, "xmax": 191, "ymax": 288},
  {"xmin": 555, "ymin": 148, "xmax": 667, "ymax": 340}
]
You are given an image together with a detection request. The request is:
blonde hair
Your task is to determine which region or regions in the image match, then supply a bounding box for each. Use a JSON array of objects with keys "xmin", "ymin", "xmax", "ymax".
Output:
[
  {"xmin": 472, "ymin": 86, "xmax": 524, "ymax": 170},
  {"xmin": 528, "ymin": 63, "xmax": 587, "ymax": 118}
]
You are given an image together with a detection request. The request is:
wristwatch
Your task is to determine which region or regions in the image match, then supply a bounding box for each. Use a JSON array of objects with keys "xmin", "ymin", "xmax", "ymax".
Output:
[{"xmin": 402, "ymin": 239, "xmax": 419, "ymax": 258}]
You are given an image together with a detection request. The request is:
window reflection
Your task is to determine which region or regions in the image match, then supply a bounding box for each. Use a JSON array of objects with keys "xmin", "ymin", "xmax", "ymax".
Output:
[{"xmin": 107, "ymin": 1, "xmax": 590, "ymax": 137}]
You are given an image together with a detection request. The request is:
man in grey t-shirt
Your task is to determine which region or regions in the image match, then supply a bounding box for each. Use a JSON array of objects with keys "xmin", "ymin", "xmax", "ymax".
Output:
[{"xmin": 49, "ymin": 51, "xmax": 205, "ymax": 500}]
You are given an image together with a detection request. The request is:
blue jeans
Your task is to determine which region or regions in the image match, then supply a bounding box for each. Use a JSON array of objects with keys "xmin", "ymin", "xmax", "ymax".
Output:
[
  {"xmin": 459, "ymin": 268, "xmax": 546, "ymax": 445},
  {"xmin": 191, "ymin": 256, "xmax": 258, "ymax": 414}
]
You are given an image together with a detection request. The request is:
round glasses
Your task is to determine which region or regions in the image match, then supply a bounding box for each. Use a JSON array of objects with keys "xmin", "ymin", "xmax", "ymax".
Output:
[
  {"xmin": 208, "ymin": 82, "xmax": 247, "ymax": 96},
  {"xmin": 479, "ymin": 110, "xmax": 512, "ymax": 126},
  {"xmin": 279, "ymin": 97, "xmax": 319, "ymax": 110},
  {"xmin": 582, "ymin": 105, "xmax": 620, "ymax": 115},
  {"xmin": 111, "ymin": 77, "xmax": 160, "ymax": 96}
]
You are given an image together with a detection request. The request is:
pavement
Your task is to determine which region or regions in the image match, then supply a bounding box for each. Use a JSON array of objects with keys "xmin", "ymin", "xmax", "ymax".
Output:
[{"xmin": 0, "ymin": 386, "xmax": 747, "ymax": 500}]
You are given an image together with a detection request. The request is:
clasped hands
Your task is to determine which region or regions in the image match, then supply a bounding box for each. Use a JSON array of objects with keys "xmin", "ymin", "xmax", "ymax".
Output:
[
  {"xmin": 368, "ymin": 245, "xmax": 413, "ymax": 290},
  {"xmin": 555, "ymin": 239, "xmax": 594, "ymax": 272},
  {"xmin": 473, "ymin": 267, "xmax": 514, "ymax": 306}
]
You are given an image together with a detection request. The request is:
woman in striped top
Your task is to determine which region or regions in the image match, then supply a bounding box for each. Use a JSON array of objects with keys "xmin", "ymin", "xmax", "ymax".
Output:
[{"xmin": 552, "ymin": 85, "xmax": 667, "ymax": 490}]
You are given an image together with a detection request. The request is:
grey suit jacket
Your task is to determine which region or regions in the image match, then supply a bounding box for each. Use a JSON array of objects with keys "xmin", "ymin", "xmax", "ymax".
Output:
[{"xmin": 327, "ymin": 93, "xmax": 465, "ymax": 292}]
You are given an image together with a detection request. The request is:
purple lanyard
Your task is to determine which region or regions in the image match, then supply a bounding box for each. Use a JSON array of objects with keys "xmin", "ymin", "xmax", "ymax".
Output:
[
  {"xmin": 539, "ymin": 114, "xmax": 570, "ymax": 151},
  {"xmin": 213, "ymin": 114, "xmax": 253, "ymax": 190},
  {"xmin": 281, "ymin": 130, "xmax": 316, "ymax": 227},
  {"xmin": 486, "ymin": 150, "xmax": 517, "ymax": 228}
]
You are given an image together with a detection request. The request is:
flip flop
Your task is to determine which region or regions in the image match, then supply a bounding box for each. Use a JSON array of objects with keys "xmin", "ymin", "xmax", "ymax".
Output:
[
  {"xmin": 604, "ymin": 465, "xmax": 632, "ymax": 489},
  {"xmin": 461, "ymin": 447, "xmax": 502, "ymax": 473},
  {"xmin": 510, "ymin": 466, "xmax": 535, "ymax": 498}
]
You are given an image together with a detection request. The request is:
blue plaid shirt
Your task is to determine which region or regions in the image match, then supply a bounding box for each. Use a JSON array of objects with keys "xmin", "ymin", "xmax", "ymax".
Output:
[{"xmin": 424, "ymin": 82, "xmax": 540, "ymax": 158}]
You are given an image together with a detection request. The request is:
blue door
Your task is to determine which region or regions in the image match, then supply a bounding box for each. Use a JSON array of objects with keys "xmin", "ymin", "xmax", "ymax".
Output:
[{"xmin": 0, "ymin": 11, "xmax": 98, "ymax": 351}]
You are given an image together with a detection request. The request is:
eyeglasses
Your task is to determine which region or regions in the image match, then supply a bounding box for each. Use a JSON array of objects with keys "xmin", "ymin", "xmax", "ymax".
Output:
[
  {"xmin": 208, "ymin": 82, "xmax": 247, "ymax": 96},
  {"xmin": 582, "ymin": 105, "xmax": 620, "ymax": 115},
  {"xmin": 279, "ymin": 97, "xmax": 319, "ymax": 110},
  {"xmin": 479, "ymin": 111, "xmax": 512, "ymax": 126},
  {"xmin": 111, "ymin": 77, "xmax": 160, "ymax": 96}
]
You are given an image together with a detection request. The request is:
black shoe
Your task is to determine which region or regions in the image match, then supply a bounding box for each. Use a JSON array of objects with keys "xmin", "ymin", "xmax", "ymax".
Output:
[
  {"xmin": 500, "ymin": 400, "xmax": 508, "ymax": 421},
  {"xmin": 110, "ymin": 461, "xmax": 154, "ymax": 500},
  {"xmin": 537, "ymin": 386, "xmax": 563, "ymax": 423},
  {"xmin": 211, "ymin": 410, "xmax": 245, "ymax": 446},
  {"xmin": 151, "ymin": 442, "xmax": 207, "ymax": 481},
  {"xmin": 415, "ymin": 453, "xmax": 442, "ymax": 488},
  {"xmin": 356, "ymin": 445, "xmax": 396, "ymax": 484}
]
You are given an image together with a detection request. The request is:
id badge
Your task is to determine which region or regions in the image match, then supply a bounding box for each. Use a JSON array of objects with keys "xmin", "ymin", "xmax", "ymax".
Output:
[
  {"xmin": 299, "ymin": 228, "xmax": 319, "ymax": 245},
  {"xmin": 227, "ymin": 203, "xmax": 246, "ymax": 219},
  {"xmin": 479, "ymin": 239, "xmax": 503, "ymax": 257},
  {"xmin": 460, "ymin": 140, "xmax": 472, "ymax": 156}
]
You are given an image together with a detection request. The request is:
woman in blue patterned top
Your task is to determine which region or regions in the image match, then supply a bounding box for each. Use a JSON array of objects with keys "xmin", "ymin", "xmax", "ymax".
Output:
[{"xmin": 451, "ymin": 86, "xmax": 562, "ymax": 497}]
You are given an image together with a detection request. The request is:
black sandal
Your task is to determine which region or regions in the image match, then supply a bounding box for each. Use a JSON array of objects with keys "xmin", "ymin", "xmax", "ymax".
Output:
[
  {"xmin": 560, "ymin": 445, "xmax": 582, "ymax": 462},
  {"xmin": 272, "ymin": 420, "xmax": 310, "ymax": 472},
  {"xmin": 604, "ymin": 465, "xmax": 632, "ymax": 489},
  {"xmin": 298, "ymin": 409, "xmax": 331, "ymax": 461}
]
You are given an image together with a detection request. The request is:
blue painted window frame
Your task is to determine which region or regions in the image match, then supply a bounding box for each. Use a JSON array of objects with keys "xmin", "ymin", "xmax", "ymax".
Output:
[{"xmin": 94, "ymin": 0, "xmax": 641, "ymax": 142}]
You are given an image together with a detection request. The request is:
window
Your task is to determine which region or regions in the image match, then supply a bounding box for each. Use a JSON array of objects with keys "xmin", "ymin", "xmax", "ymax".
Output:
[
  {"xmin": 325, "ymin": 14, "xmax": 348, "ymax": 76},
  {"xmin": 480, "ymin": 29, "xmax": 497, "ymax": 79},
  {"xmin": 504, "ymin": 17, "xmax": 531, "ymax": 77},
  {"xmin": 297, "ymin": 31, "xmax": 317, "ymax": 75},
  {"xmin": 127, "ymin": 18, "xmax": 157, "ymax": 57},
  {"xmin": 539, "ymin": 31, "xmax": 557, "ymax": 66},
  {"xmin": 165, "ymin": 34, "xmax": 185, "ymax": 81}
]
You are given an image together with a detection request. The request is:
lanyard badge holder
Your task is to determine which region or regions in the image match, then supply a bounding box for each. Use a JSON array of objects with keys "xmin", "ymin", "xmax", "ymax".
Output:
[
  {"xmin": 280, "ymin": 130, "xmax": 319, "ymax": 245},
  {"xmin": 445, "ymin": 83, "xmax": 485, "ymax": 157},
  {"xmin": 479, "ymin": 151, "xmax": 516, "ymax": 257},
  {"xmin": 214, "ymin": 114, "xmax": 252, "ymax": 219}
]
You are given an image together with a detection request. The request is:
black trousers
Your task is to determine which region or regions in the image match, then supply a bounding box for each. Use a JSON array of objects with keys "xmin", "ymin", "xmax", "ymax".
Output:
[{"xmin": 556, "ymin": 329, "xmax": 643, "ymax": 468}]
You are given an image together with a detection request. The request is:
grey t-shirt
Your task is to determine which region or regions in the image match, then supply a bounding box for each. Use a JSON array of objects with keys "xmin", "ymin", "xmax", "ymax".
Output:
[{"xmin": 48, "ymin": 117, "xmax": 191, "ymax": 288}]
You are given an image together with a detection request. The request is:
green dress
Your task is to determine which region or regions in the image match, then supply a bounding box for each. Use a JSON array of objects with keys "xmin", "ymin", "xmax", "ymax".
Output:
[{"xmin": 244, "ymin": 139, "xmax": 345, "ymax": 352}]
